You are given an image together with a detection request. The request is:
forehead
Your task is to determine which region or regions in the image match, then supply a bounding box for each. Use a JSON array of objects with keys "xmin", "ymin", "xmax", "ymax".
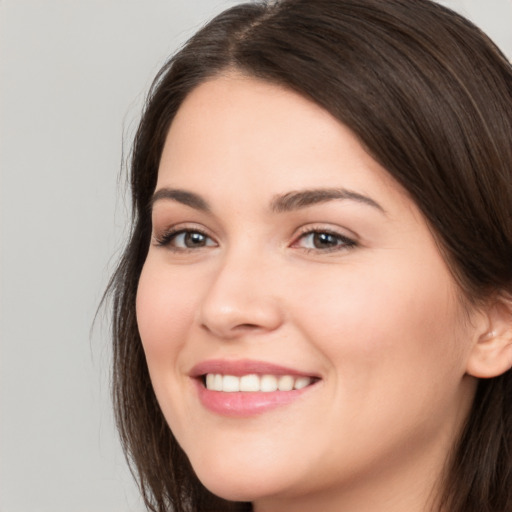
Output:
[
  {"xmin": 162, "ymin": 74, "xmax": 346, "ymax": 171},
  {"xmin": 157, "ymin": 74, "xmax": 401, "ymax": 199}
]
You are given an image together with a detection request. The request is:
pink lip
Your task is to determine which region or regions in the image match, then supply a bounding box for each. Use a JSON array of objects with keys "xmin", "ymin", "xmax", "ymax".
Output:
[
  {"xmin": 189, "ymin": 359, "xmax": 320, "ymax": 417},
  {"xmin": 189, "ymin": 359, "xmax": 318, "ymax": 378}
]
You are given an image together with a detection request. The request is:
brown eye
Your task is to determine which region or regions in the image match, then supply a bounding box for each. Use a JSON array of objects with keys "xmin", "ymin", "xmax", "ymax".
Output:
[
  {"xmin": 295, "ymin": 231, "xmax": 356, "ymax": 251},
  {"xmin": 311, "ymin": 233, "xmax": 341, "ymax": 249},
  {"xmin": 155, "ymin": 229, "xmax": 217, "ymax": 250},
  {"xmin": 179, "ymin": 231, "xmax": 210, "ymax": 248}
]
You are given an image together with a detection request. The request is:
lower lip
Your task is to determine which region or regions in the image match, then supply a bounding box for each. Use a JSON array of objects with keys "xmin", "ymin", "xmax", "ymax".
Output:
[{"xmin": 194, "ymin": 379, "xmax": 316, "ymax": 417}]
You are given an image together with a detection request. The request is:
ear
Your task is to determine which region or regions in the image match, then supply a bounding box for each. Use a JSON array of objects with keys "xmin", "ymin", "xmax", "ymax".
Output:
[{"xmin": 466, "ymin": 291, "xmax": 512, "ymax": 379}]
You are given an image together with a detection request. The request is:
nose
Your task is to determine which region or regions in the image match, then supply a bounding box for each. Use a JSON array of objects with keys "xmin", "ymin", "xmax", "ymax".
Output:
[{"xmin": 197, "ymin": 250, "xmax": 284, "ymax": 339}]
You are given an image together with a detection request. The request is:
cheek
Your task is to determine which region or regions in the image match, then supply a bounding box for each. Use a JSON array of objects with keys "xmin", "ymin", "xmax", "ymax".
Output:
[
  {"xmin": 136, "ymin": 262, "xmax": 194, "ymax": 363},
  {"xmin": 296, "ymin": 255, "xmax": 468, "ymax": 397}
]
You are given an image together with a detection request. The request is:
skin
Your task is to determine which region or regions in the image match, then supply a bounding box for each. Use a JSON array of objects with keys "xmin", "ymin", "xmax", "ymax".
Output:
[{"xmin": 136, "ymin": 74, "xmax": 487, "ymax": 512}]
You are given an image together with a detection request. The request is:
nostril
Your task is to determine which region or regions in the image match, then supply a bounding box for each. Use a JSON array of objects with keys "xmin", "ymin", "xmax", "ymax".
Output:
[
  {"xmin": 201, "ymin": 321, "xmax": 262, "ymax": 336},
  {"xmin": 198, "ymin": 293, "xmax": 284, "ymax": 338}
]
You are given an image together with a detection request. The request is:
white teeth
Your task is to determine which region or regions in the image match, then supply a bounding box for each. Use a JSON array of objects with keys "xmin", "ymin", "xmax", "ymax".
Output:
[
  {"xmin": 260, "ymin": 375, "xmax": 278, "ymax": 392},
  {"xmin": 204, "ymin": 373, "xmax": 314, "ymax": 392},
  {"xmin": 278, "ymin": 375, "xmax": 294, "ymax": 391},
  {"xmin": 213, "ymin": 374, "xmax": 223, "ymax": 391},
  {"xmin": 222, "ymin": 375, "xmax": 240, "ymax": 392},
  {"xmin": 294, "ymin": 377, "xmax": 311, "ymax": 390},
  {"xmin": 240, "ymin": 374, "xmax": 260, "ymax": 392}
]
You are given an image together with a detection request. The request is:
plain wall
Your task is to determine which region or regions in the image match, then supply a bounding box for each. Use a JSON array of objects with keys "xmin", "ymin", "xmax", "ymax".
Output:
[{"xmin": 1, "ymin": 1, "xmax": 511, "ymax": 511}]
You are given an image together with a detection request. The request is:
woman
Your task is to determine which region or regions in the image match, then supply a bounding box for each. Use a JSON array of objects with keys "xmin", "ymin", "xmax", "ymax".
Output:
[{"xmin": 108, "ymin": 0, "xmax": 512, "ymax": 510}]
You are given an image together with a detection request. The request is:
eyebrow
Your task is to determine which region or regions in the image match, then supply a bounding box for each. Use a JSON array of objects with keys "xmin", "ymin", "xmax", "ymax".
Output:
[
  {"xmin": 150, "ymin": 188, "xmax": 211, "ymax": 212},
  {"xmin": 270, "ymin": 188, "xmax": 386, "ymax": 214},
  {"xmin": 150, "ymin": 187, "xmax": 385, "ymax": 214}
]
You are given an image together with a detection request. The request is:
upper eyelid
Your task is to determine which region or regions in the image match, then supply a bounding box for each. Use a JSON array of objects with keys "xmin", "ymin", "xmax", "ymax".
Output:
[
  {"xmin": 293, "ymin": 230, "xmax": 356, "ymax": 246},
  {"xmin": 153, "ymin": 221, "xmax": 213, "ymax": 236},
  {"xmin": 151, "ymin": 213, "xmax": 221, "ymax": 237},
  {"xmin": 152, "ymin": 224, "xmax": 217, "ymax": 246},
  {"xmin": 292, "ymin": 223, "xmax": 358, "ymax": 241},
  {"xmin": 152, "ymin": 221, "xmax": 359, "ymax": 248},
  {"xmin": 289, "ymin": 225, "xmax": 360, "ymax": 253}
]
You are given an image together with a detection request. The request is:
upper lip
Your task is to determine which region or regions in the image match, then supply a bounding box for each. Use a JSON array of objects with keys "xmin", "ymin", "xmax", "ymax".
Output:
[{"xmin": 189, "ymin": 359, "xmax": 320, "ymax": 379}]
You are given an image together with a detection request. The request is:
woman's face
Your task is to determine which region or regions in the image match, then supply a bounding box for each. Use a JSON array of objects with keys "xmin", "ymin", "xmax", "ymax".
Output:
[{"xmin": 136, "ymin": 74, "xmax": 481, "ymax": 511}]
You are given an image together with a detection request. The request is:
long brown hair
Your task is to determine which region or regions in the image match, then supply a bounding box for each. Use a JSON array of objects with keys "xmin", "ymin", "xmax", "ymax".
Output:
[{"xmin": 108, "ymin": 1, "xmax": 512, "ymax": 510}]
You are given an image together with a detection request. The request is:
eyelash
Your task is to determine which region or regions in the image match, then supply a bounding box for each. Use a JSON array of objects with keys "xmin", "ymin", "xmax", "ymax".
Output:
[
  {"xmin": 292, "ymin": 227, "xmax": 357, "ymax": 253},
  {"xmin": 153, "ymin": 226, "xmax": 216, "ymax": 252},
  {"xmin": 153, "ymin": 226, "xmax": 357, "ymax": 254}
]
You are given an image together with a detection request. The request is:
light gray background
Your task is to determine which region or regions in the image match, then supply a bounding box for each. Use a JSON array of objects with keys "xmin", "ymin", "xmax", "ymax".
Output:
[{"xmin": 1, "ymin": 1, "xmax": 511, "ymax": 511}]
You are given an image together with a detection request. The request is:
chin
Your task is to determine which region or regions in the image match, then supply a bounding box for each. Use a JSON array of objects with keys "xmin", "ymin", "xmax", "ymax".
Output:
[
  {"xmin": 198, "ymin": 473, "xmax": 271, "ymax": 503},
  {"xmin": 192, "ymin": 458, "xmax": 296, "ymax": 504}
]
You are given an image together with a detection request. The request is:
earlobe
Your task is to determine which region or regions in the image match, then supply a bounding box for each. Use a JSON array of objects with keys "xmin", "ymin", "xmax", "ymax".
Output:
[{"xmin": 466, "ymin": 292, "xmax": 512, "ymax": 379}]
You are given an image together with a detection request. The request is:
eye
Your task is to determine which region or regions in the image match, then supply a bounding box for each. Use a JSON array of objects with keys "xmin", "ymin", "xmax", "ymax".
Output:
[
  {"xmin": 293, "ymin": 230, "xmax": 356, "ymax": 252},
  {"xmin": 154, "ymin": 228, "xmax": 217, "ymax": 251}
]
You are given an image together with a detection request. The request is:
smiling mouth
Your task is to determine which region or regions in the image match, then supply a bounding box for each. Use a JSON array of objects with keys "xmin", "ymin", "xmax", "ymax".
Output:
[{"xmin": 201, "ymin": 373, "xmax": 318, "ymax": 393}]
